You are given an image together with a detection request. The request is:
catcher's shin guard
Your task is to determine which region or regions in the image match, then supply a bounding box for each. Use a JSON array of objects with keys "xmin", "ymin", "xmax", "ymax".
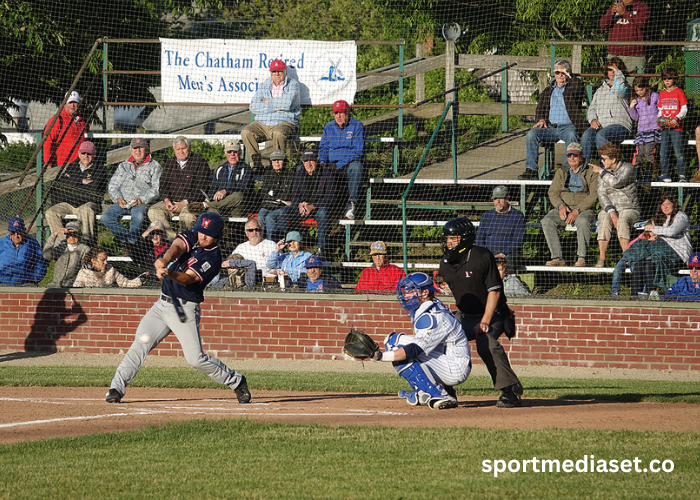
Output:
[{"xmin": 397, "ymin": 363, "xmax": 448, "ymax": 400}]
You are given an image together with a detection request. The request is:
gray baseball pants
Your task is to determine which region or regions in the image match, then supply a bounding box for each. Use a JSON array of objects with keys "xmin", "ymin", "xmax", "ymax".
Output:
[{"xmin": 109, "ymin": 297, "xmax": 243, "ymax": 395}]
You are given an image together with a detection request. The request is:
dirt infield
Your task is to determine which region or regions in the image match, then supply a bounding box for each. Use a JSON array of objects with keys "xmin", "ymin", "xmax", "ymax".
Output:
[{"xmin": 2, "ymin": 386, "xmax": 700, "ymax": 444}]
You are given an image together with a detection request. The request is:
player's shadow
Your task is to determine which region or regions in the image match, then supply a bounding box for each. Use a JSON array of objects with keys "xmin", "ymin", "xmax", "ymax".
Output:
[{"xmin": 23, "ymin": 289, "xmax": 88, "ymax": 354}]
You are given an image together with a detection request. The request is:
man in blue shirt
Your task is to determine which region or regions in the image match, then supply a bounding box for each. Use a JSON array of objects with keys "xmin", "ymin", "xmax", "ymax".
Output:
[
  {"xmin": 0, "ymin": 217, "xmax": 48, "ymax": 285},
  {"xmin": 665, "ymin": 253, "xmax": 700, "ymax": 301},
  {"xmin": 319, "ymin": 100, "xmax": 364, "ymax": 220},
  {"xmin": 303, "ymin": 254, "xmax": 341, "ymax": 292},
  {"xmin": 475, "ymin": 186, "xmax": 526, "ymax": 269}
]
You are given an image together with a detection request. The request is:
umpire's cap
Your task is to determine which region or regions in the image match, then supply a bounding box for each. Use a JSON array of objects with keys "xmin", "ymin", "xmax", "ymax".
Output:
[{"xmin": 193, "ymin": 212, "xmax": 224, "ymax": 238}]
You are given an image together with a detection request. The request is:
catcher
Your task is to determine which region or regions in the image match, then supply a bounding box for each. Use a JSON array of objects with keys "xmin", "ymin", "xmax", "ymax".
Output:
[{"xmin": 346, "ymin": 272, "xmax": 471, "ymax": 409}]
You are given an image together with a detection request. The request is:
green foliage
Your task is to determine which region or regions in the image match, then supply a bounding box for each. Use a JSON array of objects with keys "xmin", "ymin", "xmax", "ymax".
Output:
[{"xmin": 0, "ymin": 141, "xmax": 36, "ymax": 173}]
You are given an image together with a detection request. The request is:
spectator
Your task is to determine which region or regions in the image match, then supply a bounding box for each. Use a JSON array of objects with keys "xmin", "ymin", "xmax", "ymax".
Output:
[
  {"xmin": 355, "ymin": 241, "xmax": 405, "ymax": 293},
  {"xmin": 541, "ymin": 142, "xmax": 598, "ymax": 267},
  {"xmin": 599, "ymin": 0, "xmax": 650, "ymax": 79},
  {"xmin": 495, "ymin": 256, "xmax": 531, "ymax": 298},
  {"xmin": 0, "ymin": 217, "xmax": 48, "ymax": 285},
  {"xmin": 241, "ymin": 60, "xmax": 301, "ymax": 170},
  {"xmin": 44, "ymin": 140, "xmax": 109, "ymax": 246},
  {"xmin": 266, "ymin": 231, "xmax": 312, "ymax": 287},
  {"xmin": 665, "ymin": 253, "xmax": 700, "ymax": 301},
  {"xmin": 266, "ymin": 149, "xmax": 337, "ymax": 259},
  {"xmin": 580, "ymin": 58, "xmax": 632, "ymax": 166},
  {"xmin": 627, "ymin": 76, "xmax": 660, "ymax": 183},
  {"xmin": 656, "ymin": 67, "xmax": 688, "ymax": 183},
  {"xmin": 518, "ymin": 59, "xmax": 586, "ymax": 180},
  {"xmin": 72, "ymin": 247, "xmax": 144, "ymax": 288},
  {"xmin": 319, "ymin": 100, "xmax": 365, "ymax": 219},
  {"xmin": 258, "ymin": 149, "xmax": 293, "ymax": 239},
  {"xmin": 42, "ymin": 91, "xmax": 89, "ymax": 169},
  {"xmin": 591, "ymin": 142, "xmax": 640, "ymax": 267},
  {"xmin": 130, "ymin": 221, "xmax": 171, "ymax": 272},
  {"xmin": 193, "ymin": 140, "xmax": 253, "ymax": 218},
  {"xmin": 629, "ymin": 192, "xmax": 691, "ymax": 296},
  {"xmin": 610, "ymin": 227, "xmax": 656, "ymax": 297},
  {"xmin": 101, "ymin": 138, "xmax": 162, "ymax": 249},
  {"xmin": 692, "ymin": 125, "xmax": 700, "ymax": 182},
  {"xmin": 302, "ymin": 254, "xmax": 341, "ymax": 292},
  {"xmin": 148, "ymin": 136, "xmax": 210, "ymax": 240},
  {"xmin": 221, "ymin": 218, "xmax": 277, "ymax": 284},
  {"xmin": 210, "ymin": 253, "xmax": 257, "ymax": 290},
  {"xmin": 43, "ymin": 221, "xmax": 90, "ymax": 288},
  {"xmin": 475, "ymin": 185, "xmax": 525, "ymax": 268}
]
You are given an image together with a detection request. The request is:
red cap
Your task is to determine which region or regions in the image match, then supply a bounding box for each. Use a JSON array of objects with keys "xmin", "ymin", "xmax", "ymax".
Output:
[
  {"xmin": 333, "ymin": 100, "xmax": 349, "ymax": 113},
  {"xmin": 78, "ymin": 141, "xmax": 95, "ymax": 154},
  {"xmin": 269, "ymin": 60, "xmax": 286, "ymax": 71}
]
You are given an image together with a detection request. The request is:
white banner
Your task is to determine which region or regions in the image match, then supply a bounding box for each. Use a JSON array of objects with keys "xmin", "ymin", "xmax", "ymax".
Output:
[{"xmin": 160, "ymin": 38, "xmax": 357, "ymax": 105}]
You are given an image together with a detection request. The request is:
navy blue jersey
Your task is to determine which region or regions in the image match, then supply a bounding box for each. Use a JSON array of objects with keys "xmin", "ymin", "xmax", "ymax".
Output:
[{"xmin": 166, "ymin": 230, "xmax": 222, "ymax": 303}]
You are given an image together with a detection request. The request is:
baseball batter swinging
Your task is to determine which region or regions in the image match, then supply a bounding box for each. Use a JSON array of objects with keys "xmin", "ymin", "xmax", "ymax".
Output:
[{"xmin": 106, "ymin": 212, "xmax": 251, "ymax": 404}]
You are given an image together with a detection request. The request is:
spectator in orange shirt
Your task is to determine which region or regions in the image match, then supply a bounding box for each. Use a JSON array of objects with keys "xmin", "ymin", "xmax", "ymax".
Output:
[
  {"xmin": 43, "ymin": 91, "xmax": 89, "ymax": 169},
  {"xmin": 355, "ymin": 241, "xmax": 405, "ymax": 293}
]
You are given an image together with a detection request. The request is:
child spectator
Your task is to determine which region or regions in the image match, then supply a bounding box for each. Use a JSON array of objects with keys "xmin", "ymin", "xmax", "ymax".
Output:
[
  {"xmin": 627, "ymin": 76, "xmax": 659, "ymax": 183},
  {"xmin": 495, "ymin": 256, "xmax": 531, "ymax": 298},
  {"xmin": 665, "ymin": 253, "xmax": 700, "ymax": 301},
  {"xmin": 657, "ymin": 67, "xmax": 688, "ymax": 182}
]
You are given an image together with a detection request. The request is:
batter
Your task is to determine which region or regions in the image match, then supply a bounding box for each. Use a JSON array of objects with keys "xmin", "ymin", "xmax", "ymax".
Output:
[
  {"xmin": 106, "ymin": 212, "xmax": 251, "ymax": 404},
  {"xmin": 371, "ymin": 272, "xmax": 471, "ymax": 410}
]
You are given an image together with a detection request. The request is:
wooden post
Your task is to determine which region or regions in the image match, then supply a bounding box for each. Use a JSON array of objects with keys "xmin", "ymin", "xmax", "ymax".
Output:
[
  {"xmin": 538, "ymin": 45, "xmax": 548, "ymax": 94},
  {"xmin": 445, "ymin": 40, "xmax": 455, "ymax": 104},
  {"xmin": 416, "ymin": 42, "xmax": 425, "ymax": 103},
  {"xmin": 572, "ymin": 45, "xmax": 582, "ymax": 74}
]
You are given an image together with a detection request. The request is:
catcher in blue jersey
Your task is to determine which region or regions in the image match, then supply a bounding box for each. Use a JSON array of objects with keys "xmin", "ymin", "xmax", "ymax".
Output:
[
  {"xmin": 371, "ymin": 272, "xmax": 471, "ymax": 409},
  {"xmin": 106, "ymin": 212, "xmax": 251, "ymax": 404}
]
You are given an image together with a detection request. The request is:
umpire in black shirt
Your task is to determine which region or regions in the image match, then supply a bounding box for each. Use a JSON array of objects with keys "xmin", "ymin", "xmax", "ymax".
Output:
[{"xmin": 439, "ymin": 217, "xmax": 523, "ymax": 407}]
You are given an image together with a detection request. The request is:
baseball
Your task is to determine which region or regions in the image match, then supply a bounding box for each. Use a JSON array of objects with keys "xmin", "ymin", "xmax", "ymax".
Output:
[{"xmin": 139, "ymin": 334, "xmax": 152, "ymax": 344}]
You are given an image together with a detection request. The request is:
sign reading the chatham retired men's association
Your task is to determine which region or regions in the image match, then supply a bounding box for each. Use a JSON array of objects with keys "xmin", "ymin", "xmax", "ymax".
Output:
[{"xmin": 160, "ymin": 38, "xmax": 357, "ymax": 105}]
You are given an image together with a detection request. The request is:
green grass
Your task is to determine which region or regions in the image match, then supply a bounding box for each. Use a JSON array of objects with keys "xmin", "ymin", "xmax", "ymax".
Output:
[
  {"xmin": 0, "ymin": 420, "xmax": 698, "ymax": 499},
  {"xmin": 2, "ymin": 366, "xmax": 700, "ymax": 404}
]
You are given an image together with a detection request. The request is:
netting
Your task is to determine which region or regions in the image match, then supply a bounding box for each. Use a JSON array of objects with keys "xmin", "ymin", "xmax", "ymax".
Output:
[{"xmin": 1, "ymin": 0, "xmax": 700, "ymax": 298}]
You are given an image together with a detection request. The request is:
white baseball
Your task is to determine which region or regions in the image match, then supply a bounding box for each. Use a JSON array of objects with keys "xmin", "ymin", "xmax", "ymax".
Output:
[{"xmin": 139, "ymin": 334, "xmax": 152, "ymax": 344}]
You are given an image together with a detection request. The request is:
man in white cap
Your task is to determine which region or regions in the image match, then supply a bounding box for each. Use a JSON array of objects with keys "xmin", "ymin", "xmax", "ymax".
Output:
[
  {"xmin": 189, "ymin": 140, "xmax": 253, "ymax": 218},
  {"xmin": 319, "ymin": 100, "xmax": 365, "ymax": 220},
  {"xmin": 44, "ymin": 140, "xmax": 109, "ymax": 245},
  {"xmin": 241, "ymin": 59, "xmax": 301, "ymax": 170},
  {"xmin": 475, "ymin": 185, "xmax": 526, "ymax": 268},
  {"xmin": 148, "ymin": 136, "xmax": 210, "ymax": 240},
  {"xmin": 101, "ymin": 138, "xmax": 162, "ymax": 250},
  {"xmin": 43, "ymin": 91, "xmax": 90, "ymax": 169}
]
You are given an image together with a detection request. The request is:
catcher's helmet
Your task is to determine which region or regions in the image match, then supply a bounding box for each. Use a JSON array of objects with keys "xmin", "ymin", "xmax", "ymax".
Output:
[
  {"xmin": 193, "ymin": 212, "xmax": 225, "ymax": 238},
  {"xmin": 442, "ymin": 217, "xmax": 476, "ymax": 264},
  {"xmin": 396, "ymin": 272, "xmax": 440, "ymax": 315}
]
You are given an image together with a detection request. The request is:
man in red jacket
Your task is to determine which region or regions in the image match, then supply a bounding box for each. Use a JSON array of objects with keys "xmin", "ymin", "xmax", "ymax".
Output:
[
  {"xmin": 43, "ymin": 91, "xmax": 90, "ymax": 169},
  {"xmin": 355, "ymin": 241, "xmax": 405, "ymax": 293}
]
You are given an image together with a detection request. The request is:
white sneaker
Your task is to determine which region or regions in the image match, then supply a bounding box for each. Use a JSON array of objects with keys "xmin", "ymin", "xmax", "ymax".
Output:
[{"xmin": 344, "ymin": 202, "xmax": 355, "ymax": 220}]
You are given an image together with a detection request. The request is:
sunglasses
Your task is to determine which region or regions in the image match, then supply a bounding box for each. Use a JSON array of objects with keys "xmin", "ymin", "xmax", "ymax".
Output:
[
  {"xmin": 9, "ymin": 231, "xmax": 21, "ymax": 235},
  {"xmin": 246, "ymin": 228, "xmax": 262, "ymax": 233},
  {"xmin": 79, "ymin": 152, "xmax": 95, "ymax": 156},
  {"xmin": 226, "ymin": 150, "xmax": 239, "ymax": 154},
  {"xmin": 553, "ymin": 71, "xmax": 566, "ymax": 76},
  {"xmin": 566, "ymin": 153, "xmax": 582, "ymax": 158}
]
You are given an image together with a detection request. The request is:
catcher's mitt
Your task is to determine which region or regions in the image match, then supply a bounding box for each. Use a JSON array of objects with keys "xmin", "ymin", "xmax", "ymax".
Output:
[{"xmin": 343, "ymin": 328, "xmax": 380, "ymax": 360}]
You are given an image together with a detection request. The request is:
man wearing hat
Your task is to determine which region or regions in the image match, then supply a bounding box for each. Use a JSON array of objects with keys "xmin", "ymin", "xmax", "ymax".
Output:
[
  {"xmin": 319, "ymin": 100, "xmax": 365, "ymax": 220},
  {"xmin": 265, "ymin": 148, "xmax": 337, "ymax": 259},
  {"xmin": 44, "ymin": 140, "xmax": 109, "ymax": 246},
  {"xmin": 241, "ymin": 59, "xmax": 301, "ymax": 170},
  {"xmin": 43, "ymin": 91, "xmax": 90, "ymax": 169},
  {"xmin": 0, "ymin": 217, "xmax": 48, "ymax": 285},
  {"xmin": 266, "ymin": 230, "xmax": 312, "ymax": 286},
  {"xmin": 665, "ymin": 253, "xmax": 700, "ymax": 300},
  {"xmin": 541, "ymin": 142, "xmax": 599, "ymax": 267},
  {"xmin": 101, "ymin": 138, "xmax": 162, "ymax": 249},
  {"xmin": 42, "ymin": 220, "xmax": 90, "ymax": 288},
  {"xmin": 148, "ymin": 136, "xmax": 210, "ymax": 240},
  {"xmin": 257, "ymin": 149, "xmax": 294, "ymax": 238},
  {"xmin": 475, "ymin": 185, "xmax": 526, "ymax": 268},
  {"xmin": 302, "ymin": 254, "xmax": 341, "ymax": 292},
  {"xmin": 190, "ymin": 139, "xmax": 253, "ymax": 219},
  {"xmin": 355, "ymin": 241, "xmax": 405, "ymax": 293}
]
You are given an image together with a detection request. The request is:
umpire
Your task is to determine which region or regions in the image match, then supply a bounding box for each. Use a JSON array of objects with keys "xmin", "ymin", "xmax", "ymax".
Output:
[{"xmin": 439, "ymin": 217, "xmax": 523, "ymax": 408}]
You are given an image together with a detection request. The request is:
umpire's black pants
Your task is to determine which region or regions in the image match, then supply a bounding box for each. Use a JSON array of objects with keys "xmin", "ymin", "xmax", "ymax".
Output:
[{"xmin": 455, "ymin": 311, "xmax": 520, "ymax": 391}]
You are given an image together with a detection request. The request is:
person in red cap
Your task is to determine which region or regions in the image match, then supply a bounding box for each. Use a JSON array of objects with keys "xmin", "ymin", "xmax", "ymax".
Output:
[
  {"xmin": 241, "ymin": 59, "xmax": 300, "ymax": 171},
  {"xmin": 319, "ymin": 99, "xmax": 365, "ymax": 219},
  {"xmin": 43, "ymin": 91, "xmax": 90, "ymax": 169},
  {"xmin": 44, "ymin": 140, "xmax": 109, "ymax": 246}
]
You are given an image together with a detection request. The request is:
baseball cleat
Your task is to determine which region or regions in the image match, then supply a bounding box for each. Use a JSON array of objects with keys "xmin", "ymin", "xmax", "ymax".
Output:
[
  {"xmin": 234, "ymin": 376, "xmax": 251, "ymax": 404},
  {"xmin": 105, "ymin": 388, "xmax": 123, "ymax": 403},
  {"xmin": 428, "ymin": 396, "xmax": 459, "ymax": 410}
]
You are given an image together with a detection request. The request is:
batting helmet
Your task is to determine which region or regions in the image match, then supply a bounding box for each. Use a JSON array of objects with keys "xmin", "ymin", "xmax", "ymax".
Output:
[
  {"xmin": 396, "ymin": 272, "xmax": 440, "ymax": 315},
  {"xmin": 193, "ymin": 212, "xmax": 225, "ymax": 238},
  {"xmin": 442, "ymin": 217, "xmax": 476, "ymax": 264}
]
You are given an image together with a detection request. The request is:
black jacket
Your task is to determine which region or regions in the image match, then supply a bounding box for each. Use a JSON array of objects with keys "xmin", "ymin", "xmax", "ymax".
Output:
[{"xmin": 51, "ymin": 159, "xmax": 109, "ymax": 207}]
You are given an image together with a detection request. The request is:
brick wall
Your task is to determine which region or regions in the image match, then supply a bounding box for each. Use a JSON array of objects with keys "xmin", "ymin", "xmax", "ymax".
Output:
[{"xmin": 1, "ymin": 288, "xmax": 699, "ymax": 372}]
